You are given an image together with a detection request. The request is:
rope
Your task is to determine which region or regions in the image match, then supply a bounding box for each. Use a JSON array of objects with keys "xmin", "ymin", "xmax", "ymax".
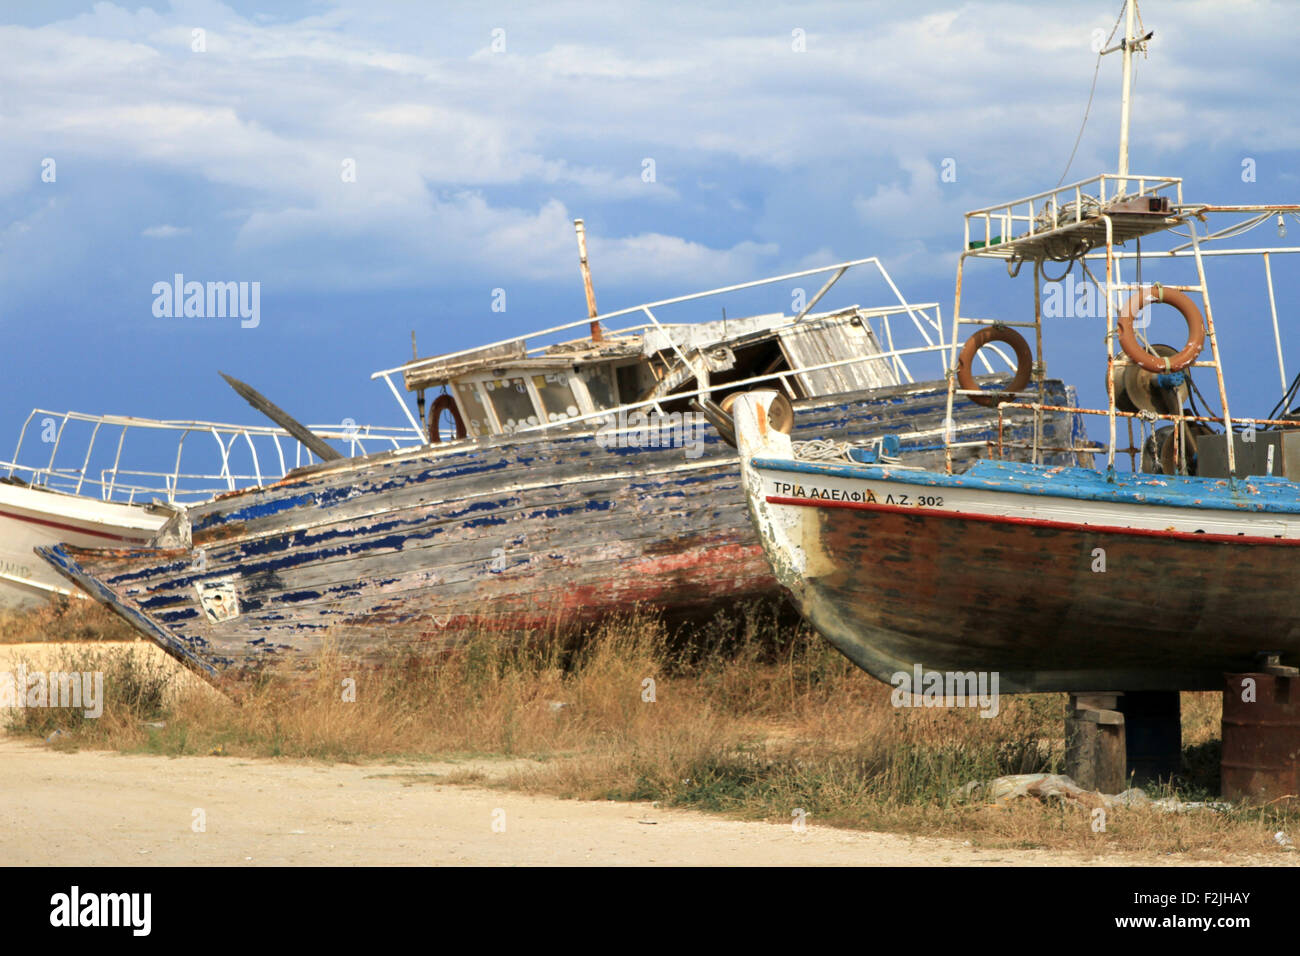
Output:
[
  {"xmin": 1189, "ymin": 373, "xmax": 1221, "ymax": 423},
  {"xmin": 1056, "ymin": 1, "xmax": 1127, "ymax": 188},
  {"xmin": 1040, "ymin": 256, "xmax": 1075, "ymax": 284},
  {"xmin": 793, "ymin": 438, "xmax": 902, "ymax": 465}
]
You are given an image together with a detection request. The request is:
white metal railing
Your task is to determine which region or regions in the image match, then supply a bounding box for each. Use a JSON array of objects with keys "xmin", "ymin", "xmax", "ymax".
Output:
[
  {"xmin": 372, "ymin": 258, "xmax": 1015, "ymax": 438},
  {"xmin": 403, "ymin": 334, "xmax": 1024, "ymax": 447},
  {"xmin": 390, "ymin": 339, "xmax": 1022, "ymax": 452},
  {"xmin": 948, "ymin": 184, "xmax": 1299, "ymax": 474},
  {"xmin": 2, "ymin": 410, "xmax": 422, "ymax": 504},
  {"xmin": 963, "ymin": 173, "xmax": 1183, "ymax": 254}
]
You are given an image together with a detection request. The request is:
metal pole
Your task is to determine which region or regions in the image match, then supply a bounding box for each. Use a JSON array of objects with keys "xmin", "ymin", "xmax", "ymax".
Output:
[
  {"xmin": 1104, "ymin": 215, "xmax": 1117, "ymax": 471},
  {"xmin": 944, "ymin": 256, "xmax": 967, "ymax": 475},
  {"xmin": 1032, "ymin": 259, "xmax": 1044, "ymax": 464},
  {"xmin": 574, "ymin": 219, "xmax": 603, "ymax": 342},
  {"xmin": 412, "ymin": 330, "xmax": 427, "ymax": 441},
  {"xmin": 1117, "ymin": 0, "xmax": 1137, "ymax": 191},
  {"xmin": 1188, "ymin": 223, "xmax": 1235, "ymax": 474},
  {"xmin": 792, "ymin": 265, "xmax": 848, "ymax": 323},
  {"xmin": 1265, "ymin": 252, "xmax": 1287, "ymax": 394}
]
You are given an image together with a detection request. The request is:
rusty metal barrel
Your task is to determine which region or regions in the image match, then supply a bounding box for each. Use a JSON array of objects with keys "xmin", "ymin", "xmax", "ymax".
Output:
[{"xmin": 1221, "ymin": 666, "xmax": 1300, "ymax": 803}]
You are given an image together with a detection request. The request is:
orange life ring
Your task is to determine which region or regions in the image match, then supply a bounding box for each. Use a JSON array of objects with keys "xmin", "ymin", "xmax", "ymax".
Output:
[
  {"xmin": 428, "ymin": 393, "xmax": 467, "ymax": 443},
  {"xmin": 956, "ymin": 326, "xmax": 1034, "ymax": 408},
  {"xmin": 1117, "ymin": 286, "xmax": 1205, "ymax": 373}
]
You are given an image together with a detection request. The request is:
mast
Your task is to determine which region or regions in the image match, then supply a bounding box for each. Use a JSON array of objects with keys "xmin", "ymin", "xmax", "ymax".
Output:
[
  {"xmin": 1105, "ymin": 0, "xmax": 1152, "ymax": 191},
  {"xmin": 573, "ymin": 219, "xmax": 604, "ymax": 342},
  {"xmin": 1116, "ymin": 0, "xmax": 1137, "ymax": 187}
]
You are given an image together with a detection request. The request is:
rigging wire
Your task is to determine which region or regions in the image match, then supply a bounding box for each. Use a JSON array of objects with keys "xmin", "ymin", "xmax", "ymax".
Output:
[
  {"xmin": 1055, "ymin": 1, "xmax": 1127, "ymax": 188},
  {"xmin": 1165, "ymin": 213, "xmax": 1272, "ymax": 243},
  {"xmin": 1267, "ymin": 369, "xmax": 1300, "ymax": 421}
]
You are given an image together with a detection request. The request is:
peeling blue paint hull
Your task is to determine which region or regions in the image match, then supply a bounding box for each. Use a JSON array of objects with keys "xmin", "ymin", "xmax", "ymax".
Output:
[{"xmin": 37, "ymin": 379, "xmax": 1087, "ymax": 684}]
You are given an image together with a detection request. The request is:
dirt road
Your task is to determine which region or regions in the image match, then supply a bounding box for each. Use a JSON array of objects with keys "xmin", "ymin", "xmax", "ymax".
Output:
[
  {"xmin": 1, "ymin": 642, "xmax": 1291, "ymax": 866},
  {"xmin": 0, "ymin": 737, "xmax": 1288, "ymax": 866}
]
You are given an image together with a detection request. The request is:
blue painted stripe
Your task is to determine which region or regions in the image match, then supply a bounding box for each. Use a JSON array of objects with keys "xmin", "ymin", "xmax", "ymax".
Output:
[
  {"xmin": 188, "ymin": 378, "xmax": 1079, "ymax": 532},
  {"xmin": 749, "ymin": 456, "xmax": 1300, "ymax": 513},
  {"xmin": 33, "ymin": 545, "xmax": 219, "ymax": 677}
]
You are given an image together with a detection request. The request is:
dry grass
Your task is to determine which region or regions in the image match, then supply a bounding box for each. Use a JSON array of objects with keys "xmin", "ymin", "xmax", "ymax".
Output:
[
  {"xmin": 0, "ymin": 596, "xmax": 139, "ymax": 643},
  {"xmin": 3, "ymin": 601, "xmax": 1295, "ymax": 858}
]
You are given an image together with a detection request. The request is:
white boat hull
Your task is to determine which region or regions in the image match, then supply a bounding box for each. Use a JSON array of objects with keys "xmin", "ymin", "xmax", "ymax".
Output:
[{"xmin": 0, "ymin": 483, "xmax": 166, "ymax": 610}]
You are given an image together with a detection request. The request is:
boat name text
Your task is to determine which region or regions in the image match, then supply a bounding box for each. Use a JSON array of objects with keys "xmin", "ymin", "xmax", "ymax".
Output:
[{"xmin": 770, "ymin": 482, "xmax": 944, "ymax": 508}]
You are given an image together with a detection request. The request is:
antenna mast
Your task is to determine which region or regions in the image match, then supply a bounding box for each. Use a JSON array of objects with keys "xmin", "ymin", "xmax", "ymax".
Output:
[
  {"xmin": 1116, "ymin": 0, "xmax": 1137, "ymax": 185},
  {"xmin": 1105, "ymin": 0, "xmax": 1152, "ymax": 191}
]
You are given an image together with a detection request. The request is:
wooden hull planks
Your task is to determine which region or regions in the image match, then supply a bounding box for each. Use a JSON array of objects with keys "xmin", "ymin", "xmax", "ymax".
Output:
[
  {"xmin": 38, "ymin": 379, "xmax": 1086, "ymax": 683},
  {"xmin": 762, "ymin": 493, "xmax": 1300, "ymax": 692},
  {"xmin": 733, "ymin": 392, "xmax": 1300, "ymax": 693}
]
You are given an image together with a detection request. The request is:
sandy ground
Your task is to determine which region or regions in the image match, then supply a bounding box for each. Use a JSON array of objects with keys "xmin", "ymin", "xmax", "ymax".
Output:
[
  {"xmin": 1, "ymin": 642, "xmax": 1294, "ymax": 866},
  {"xmin": 0, "ymin": 737, "xmax": 1260, "ymax": 867}
]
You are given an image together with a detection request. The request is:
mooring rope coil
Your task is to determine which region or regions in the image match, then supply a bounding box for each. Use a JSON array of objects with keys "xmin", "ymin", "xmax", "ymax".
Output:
[{"xmin": 793, "ymin": 438, "xmax": 902, "ymax": 465}]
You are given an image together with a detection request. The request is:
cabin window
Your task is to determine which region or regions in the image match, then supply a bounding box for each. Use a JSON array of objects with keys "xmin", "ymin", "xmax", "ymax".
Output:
[
  {"xmin": 580, "ymin": 366, "xmax": 618, "ymax": 410},
  {"xmin": 454, "ymin": 383, "xmax": 493, "ymax": 438},
  {"xmin": 531, "ymin": 373, "xmax": 581, "ymax": 423},
  {"xmin": 484, "ymin": 377, "xmax": 536, "ymax": 433},
  {"xmin": 614, "ymin": 365, "xmax": 642, "ymax": 407}
]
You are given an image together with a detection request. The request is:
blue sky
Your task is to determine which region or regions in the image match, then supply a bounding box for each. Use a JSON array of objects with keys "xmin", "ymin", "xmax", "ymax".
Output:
[{"xmin": 2, "ymin": 0, "xmax": 1298, "ymax": 475}]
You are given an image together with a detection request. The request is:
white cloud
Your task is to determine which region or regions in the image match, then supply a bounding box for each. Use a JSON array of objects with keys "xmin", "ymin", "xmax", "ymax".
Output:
[
  {"xmin": 141, "ymin": 224, "xmax": 190, "ymax": 238},
  {"xmin": 0, "ymin": 0, "xmax": 1295, "ymax": 295}
]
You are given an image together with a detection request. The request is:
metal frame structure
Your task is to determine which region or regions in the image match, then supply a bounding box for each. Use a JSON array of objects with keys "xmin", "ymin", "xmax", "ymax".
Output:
[
  {"xmin": 373, "ymin": 258, "xmax": 1020, "ymax": 442},
  {"xmin": 2, "ymin": 410, "xmax": 421, "ymax": 504},
  {"xmin": 944, "ymin": 2, "xmax": 1300, "ymax": 477},
  {"xmin": 945, "ymin": 184, "xmax": 1300, "ymax": 475}
]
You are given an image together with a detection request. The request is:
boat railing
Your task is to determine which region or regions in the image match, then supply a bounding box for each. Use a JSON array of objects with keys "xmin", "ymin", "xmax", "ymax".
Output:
[
  {"xmin": 963, "ymin": 173, "xmax": 1183, "ymax": 256},
  {"xmin": 415, "ymin": 328, "xmax": 1023, "ymax": 444},
  {"xmin": 993, "ymin": 401, "xmax": 1298, "ymax": 476},
  {"xmin": 2, "ymin": 410, "xmax": 422, "ymax": 504},
  {"xmin": 947, "ymin": 171, "xmax": 1300, "ymax": 475},
  {"xmin": 465, "ymin": 336, "xmax": 1022, "ymax": 445},
  {"xmin": 374, "ymin": 257, "xmax": 1006, "ymax": 438}
]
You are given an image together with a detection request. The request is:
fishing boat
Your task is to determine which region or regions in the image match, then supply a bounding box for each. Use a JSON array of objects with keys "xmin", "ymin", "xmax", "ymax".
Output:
[
  {"xmin": 37, "ymin": 251, "xmax": 1088, "ymax": 684},
  {"xmin": 0, "ymin": 483, "xmax": 166, "ymax": 610},
  {"xmin": 731, "ymin": 4, "xmax": 1300, "ymax": 692},
  {"xmin": 1, "ymin": 410, "xmax": 414, "ymax": 609}
]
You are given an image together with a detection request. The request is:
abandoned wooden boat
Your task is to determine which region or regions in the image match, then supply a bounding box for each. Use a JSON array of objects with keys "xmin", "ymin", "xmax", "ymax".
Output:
[
  {"xmin": 37, "ymin": 257, "xmax": 1089, "ymax": 682},
  {"xmin": 731, "ymin": 10, "xmax": 1300, "ymax": 692},
  {"xmin": 735, "ymin": 387, "xmax": 1300, "ymax": 693},
  {"xmin": 2, "ymin": 410, "xmax": 414, "ymax": 609}
]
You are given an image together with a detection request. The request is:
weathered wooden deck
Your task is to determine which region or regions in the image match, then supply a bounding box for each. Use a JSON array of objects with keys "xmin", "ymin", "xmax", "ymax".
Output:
[{"xmin": 42, "ymin": 378, "xmax": 1086, "ymax": 682}]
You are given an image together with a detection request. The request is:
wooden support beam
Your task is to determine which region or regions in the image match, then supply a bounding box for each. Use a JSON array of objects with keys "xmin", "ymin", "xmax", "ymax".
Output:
[
  {"xmin": 1065, "ymin": 692, "xmax": 1127, "ymax": 793},
  {"xmin": 219, "ymin": 372, "xmax": 342, "ymax": 462}
]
